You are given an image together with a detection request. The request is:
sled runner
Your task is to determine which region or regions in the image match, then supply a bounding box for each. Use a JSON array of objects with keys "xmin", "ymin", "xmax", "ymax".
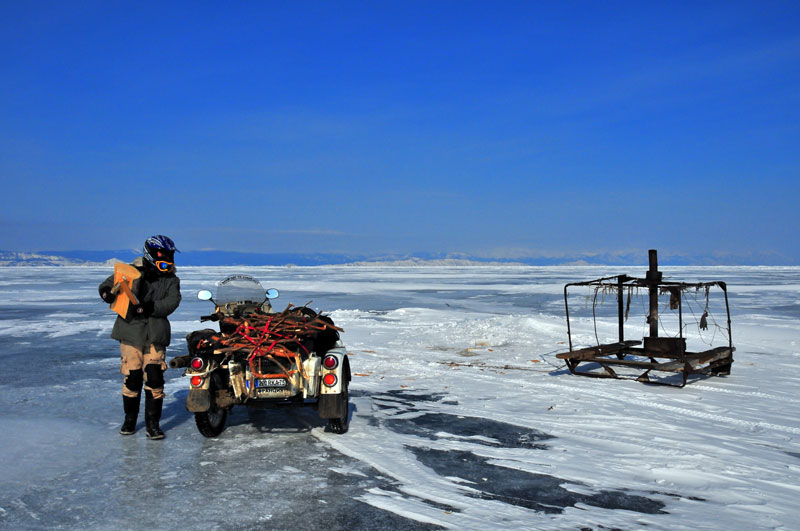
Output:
[{"xmin": 110, "ymin": 262, "xmax": 141, "ymax": 318}]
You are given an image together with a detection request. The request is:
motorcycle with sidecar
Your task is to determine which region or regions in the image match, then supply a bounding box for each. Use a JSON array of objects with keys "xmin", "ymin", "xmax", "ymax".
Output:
[{"xmin": 170, "ymin": 274, "xmax": 350, "ymax": 437}]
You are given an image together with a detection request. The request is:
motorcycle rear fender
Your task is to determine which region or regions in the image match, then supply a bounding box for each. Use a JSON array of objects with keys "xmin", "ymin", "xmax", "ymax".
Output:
[
  {"xmin": 186, "ymin": 388, "xmax": 211, "ymax": 412},
  {"xmin": 320, "ymin": 345, "xmax": 350, "ymax": 395},
  {"xmin": 318, "ymin": 392, "xmax": 346, "ymax": 419}
]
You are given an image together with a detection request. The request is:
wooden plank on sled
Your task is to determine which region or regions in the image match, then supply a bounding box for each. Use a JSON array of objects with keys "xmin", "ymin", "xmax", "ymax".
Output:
[
  {"xmin": 556, "ymin": 340, "xmax": 642, "ymax": 360},
  {"xmin": 110, "ymin": 262, "xmax": 141, "ymax": 319},
  {"xmin": 585, "ymin": 358, "xmax": 667, "ymax": 369},
  {"xmin": 654, "ymin": 347, "xmax": 733, "ymax": 372}
]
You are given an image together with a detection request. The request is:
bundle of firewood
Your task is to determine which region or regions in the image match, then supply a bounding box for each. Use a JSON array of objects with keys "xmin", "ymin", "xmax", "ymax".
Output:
[{"xmin": 190, "ymin": 305, "xmax": 342, "ymax": 359}]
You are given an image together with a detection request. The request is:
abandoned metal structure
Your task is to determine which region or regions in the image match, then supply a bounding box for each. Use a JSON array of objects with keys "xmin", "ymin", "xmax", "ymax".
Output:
[{"xmin": 556, "ymin": 250, "xmax": 734, "ymax": 387}]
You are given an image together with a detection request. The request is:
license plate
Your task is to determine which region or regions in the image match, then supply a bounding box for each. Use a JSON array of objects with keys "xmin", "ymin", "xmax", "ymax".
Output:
[{"xmin": 256, "ymin": 378, "xmax": 287, "ymax": 388}]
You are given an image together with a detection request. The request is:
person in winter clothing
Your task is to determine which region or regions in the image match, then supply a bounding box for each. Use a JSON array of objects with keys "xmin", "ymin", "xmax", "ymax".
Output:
[{"xmin": 99, "ymin": 235, "xmax": 181, "ymax": 439}]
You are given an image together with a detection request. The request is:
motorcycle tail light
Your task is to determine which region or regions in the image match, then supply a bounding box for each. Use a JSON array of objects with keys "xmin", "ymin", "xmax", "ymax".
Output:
[
  {"xmin": 190, "ymin": 357, "xmax": 204, "ymax": 370},
  {"xmin": 323, "ymin": 373, "xmax": 337, "ymax": 387},
  {"xmin": 323, "ymin": 355, "xmax": 338, "ymax": 370},
  {"xmin": 190, "ymin": 375, "xmax": 204, "ymax": 387}
]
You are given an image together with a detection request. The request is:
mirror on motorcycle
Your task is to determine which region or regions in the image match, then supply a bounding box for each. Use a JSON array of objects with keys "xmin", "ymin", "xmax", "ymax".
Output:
[
  {"xmin": 197, "ymin": 289, "xmax": 214, "ymax": 301},
  {"xmin": 266, "ymin": 288, "xmax": 279, "ymax": 299}
]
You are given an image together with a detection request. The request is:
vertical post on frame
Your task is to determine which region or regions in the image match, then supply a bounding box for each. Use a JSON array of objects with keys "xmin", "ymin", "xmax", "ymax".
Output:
[
  {"xmin": 617, "ymin": 276, "xmax": 624, "ymax": 343},
  {"xmin": 646, "ymin": 249, "xmax": 662, "ymax": 338}
]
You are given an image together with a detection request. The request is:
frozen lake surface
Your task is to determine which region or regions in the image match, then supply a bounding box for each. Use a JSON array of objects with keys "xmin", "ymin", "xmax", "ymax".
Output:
[{"xmin": 0, "ymin": 265, "xmax": 798, "ymax": 529}]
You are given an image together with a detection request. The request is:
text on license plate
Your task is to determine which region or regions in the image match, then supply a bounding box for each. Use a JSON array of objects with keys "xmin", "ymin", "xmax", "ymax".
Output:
[{"xmin": 256, "ymin": 378, "xmax": 287, "ymax": 388}]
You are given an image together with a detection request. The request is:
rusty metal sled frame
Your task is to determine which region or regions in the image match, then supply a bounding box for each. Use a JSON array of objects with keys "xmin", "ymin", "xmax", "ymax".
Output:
[{"xmin": 556, "ymin": 250, "xmax": 734, "ymax": 387}]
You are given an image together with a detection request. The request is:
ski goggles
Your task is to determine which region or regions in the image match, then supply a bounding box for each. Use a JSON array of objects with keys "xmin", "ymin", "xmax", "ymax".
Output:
[{"xmin": 155, "ymin": 260, "xmax": 174, "ymax": 272}]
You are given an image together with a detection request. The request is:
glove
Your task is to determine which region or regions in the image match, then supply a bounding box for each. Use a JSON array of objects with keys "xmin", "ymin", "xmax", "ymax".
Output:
[{"xmin": 100, "ymin": 288, "xmax": 116, "ymax": 304}]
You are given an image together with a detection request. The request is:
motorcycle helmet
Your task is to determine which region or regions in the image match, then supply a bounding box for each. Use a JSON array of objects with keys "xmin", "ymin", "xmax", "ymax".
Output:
[{"xmin": 143, "ymin": 235, "xmax": 180, "ymax": 273}]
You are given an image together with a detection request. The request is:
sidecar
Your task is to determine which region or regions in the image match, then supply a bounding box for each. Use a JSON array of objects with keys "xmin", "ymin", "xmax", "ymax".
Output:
[{"xmin": 171, "ymin": 275, "xmax": 351, "ymax": 437}]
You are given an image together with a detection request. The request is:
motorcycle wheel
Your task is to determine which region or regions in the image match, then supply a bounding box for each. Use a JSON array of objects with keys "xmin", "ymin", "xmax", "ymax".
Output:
[
  {"xmin": 195, "ymin": 393, "xmax": 228, "ymax": 437},
  {"xmin": 327, "ymin": 379, "xmax": 349, "ymax": 434}
]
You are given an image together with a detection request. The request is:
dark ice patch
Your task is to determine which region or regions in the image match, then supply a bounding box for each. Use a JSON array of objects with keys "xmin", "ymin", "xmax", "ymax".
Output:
[
  {"xmin": 377, "ymin": 390, "xmax": 448, "ymax": 403},
  {"xmin": 374, "ymin": 401, "xmax": 409, "ymax": 411},
  {"xmin": 411, "ymin": 448, "xmax": 666, "ymax": 515},
  {"xmin": 369, "ymin": 389, "xmax": 458, "ymax": 412},
  {"xmin": 385, "ymin": 413, "xmax": 552, "ymax": 450},
  {"xmin": 370, "ymin": 390, "xmax": 448, "ymax": 412}
]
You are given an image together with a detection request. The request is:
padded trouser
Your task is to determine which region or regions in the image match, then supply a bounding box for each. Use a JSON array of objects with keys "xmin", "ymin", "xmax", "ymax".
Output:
[{"xmin": 120, "ymin": 342, "xmax": 166, "ymax": 399}]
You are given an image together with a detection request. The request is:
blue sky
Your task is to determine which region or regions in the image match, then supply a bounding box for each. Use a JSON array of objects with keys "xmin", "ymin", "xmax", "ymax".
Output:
[{"xmin": 2, "ymin": 2, "xmax": 799, "ymax": 262}]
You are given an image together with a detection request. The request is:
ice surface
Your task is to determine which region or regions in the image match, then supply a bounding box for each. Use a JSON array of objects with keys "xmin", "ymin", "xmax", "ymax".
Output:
[{"xmin": 0, "ymin": 265, "xmax": 798, "ymax": 529}]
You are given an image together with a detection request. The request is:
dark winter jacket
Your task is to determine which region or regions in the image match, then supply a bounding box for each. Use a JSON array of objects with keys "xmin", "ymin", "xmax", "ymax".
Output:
[{"xmin": 99, "ymin": 257, "xmax": 181, "ymax": 348}]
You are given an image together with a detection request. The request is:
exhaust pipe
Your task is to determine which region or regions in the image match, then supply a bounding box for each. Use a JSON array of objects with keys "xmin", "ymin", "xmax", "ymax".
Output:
[{"xmin": 169, "ymin": 355, "xmax": 192, "ymax": 369}]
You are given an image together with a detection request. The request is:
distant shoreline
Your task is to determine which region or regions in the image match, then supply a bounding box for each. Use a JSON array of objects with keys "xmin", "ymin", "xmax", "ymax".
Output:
[
  {"xmin": 1, "ymin": 250, "xmax": 796, "ymax": 267},
  {"xmin": 2, "ymin": 259, "xmax": 797, "ymax": 269}
]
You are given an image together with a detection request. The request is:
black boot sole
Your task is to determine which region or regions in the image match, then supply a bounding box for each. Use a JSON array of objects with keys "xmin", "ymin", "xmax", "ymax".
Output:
[{"xmin": 120, "ymin": 417, "xmax": 137, "ymax": 435}]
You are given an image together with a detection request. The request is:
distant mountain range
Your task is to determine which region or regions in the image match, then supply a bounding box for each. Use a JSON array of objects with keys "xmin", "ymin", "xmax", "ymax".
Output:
[
  {"xmin": 0, "ymin": 251, "xmax": 116, "ymax": 267},
  {"xmin": 0, "ymin": 249, "xmax": 795, "ymax": 266}
]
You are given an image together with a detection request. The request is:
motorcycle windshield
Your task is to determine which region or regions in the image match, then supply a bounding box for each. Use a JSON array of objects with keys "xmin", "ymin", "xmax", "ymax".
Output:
[{"xmin": 215, "ymin": 275, "xmax": 266, "ymax": 304}]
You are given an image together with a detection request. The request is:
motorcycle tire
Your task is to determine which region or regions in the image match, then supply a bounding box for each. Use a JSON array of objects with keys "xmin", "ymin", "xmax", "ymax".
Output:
[
  {"xmin": 195, "ymin": 392, "xmax": 228, "ymax": 437},
  {"xmin": 327, "ymin": 379, "xmax": 349, "ymax": 434}
]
